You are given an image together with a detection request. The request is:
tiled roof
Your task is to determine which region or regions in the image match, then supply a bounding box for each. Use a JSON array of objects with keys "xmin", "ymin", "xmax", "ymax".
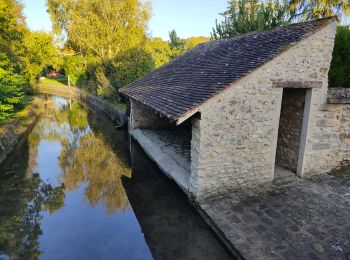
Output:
[{"xmin": 119, "ymin": 17, "xmax": 335, "ymax": 123}]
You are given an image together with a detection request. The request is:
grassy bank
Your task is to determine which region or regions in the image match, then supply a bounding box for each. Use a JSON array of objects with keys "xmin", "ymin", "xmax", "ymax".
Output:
[{"xmin": 37, "ymin": 78, "xmax": 127, "ymax": 112}]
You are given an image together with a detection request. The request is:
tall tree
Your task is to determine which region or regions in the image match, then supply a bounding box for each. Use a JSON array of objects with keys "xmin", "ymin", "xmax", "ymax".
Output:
[
  {"xmin": 212, "ymin": 0, "xmax": 288, "ymax": 39},
  {"xmin": 329, "ymin": 26, "xmax": 350, "ymax": 87},
  {"xmin": 168, "ymin": 29, "xmax": 186, "ymax": 58},
  {"xmin": 0, "ymin": 0, "xmax": 28, "ymax": 72},
  {"xmin": 24, "ymin": 31, "xmax": 62, "ymax": 80},
  {"xmin": 288, "ymin": 0, "xmax": 350, "ymax": 21},
  {"xmin": 0, "ymin": 0, "xmax": 29, "ymax": 123},
  {"xmin": 147, "ymin": 37, "xmax": 172, "ymax": 67},
  {"xmin": 47, "ymin": 0, "xmax": 151, "ymax": 59},
  {"xmin": 184, "ymin": 36, "xmax": 209, "ymax": 50}
]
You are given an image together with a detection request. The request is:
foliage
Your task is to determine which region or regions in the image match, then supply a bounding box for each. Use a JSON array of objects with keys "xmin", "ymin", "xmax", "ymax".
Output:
[
  {"xmin": 68, "ymin": 102, "xmax": 88, "ymax": 130},
  {"xmin": 185, "ymin": 36, "xmax": 210, "ymax": 50},
  {"xmin": 0, "ymin": 141, "xmax": 65, "ymax": 259},
  {"xmin": 0, "ymin": 54, "xmax": 26, "ymax": 123},
  {"xmin": 147, "ymin": 36, "xmax": 208, "ymax": 68},
  {"xmin": 329, "ymin": 26, "xmax": 350, "ymax": 88},
  {"xmin": 288, "ymin": 0, "xmax": 350, "ymax": 21},
  {"xmin": 24, "ymin": 31, "xmax": 62, "ymax": 81},
  {"xmin": 62, "ymin": 55, "xmax": 99, "ymax": 86},
  {"xmin": 168, "ymin": 29, "xmax": 186, "ymax": 58},
  {"xmin": 0, "ymin": 0, "xmax": 27, "ymax": 72},
  {"xmin": 47, "ymin": 0, "xmax": 152, "ymax": 59},
  {"xmin": 0, "ymin": 0, "xmax": 32, "ymax": 124},
  {"xmin": 109, "ymin": 48, "xmax": 155, "ymax": 89},
  {"xmin": 147, "ymin": 37, "xmax": 172, "ymax": 67},
  {"xmin": 59, "ymin": 132, "xmax": 131, "ymax": 214},
  {"xmin": 95, "ymin": 66, "xmax": 114, "ymax": 98},
  {"xmin": 212, "ymin": 0, "xmax": 289, "ymax": 39}
]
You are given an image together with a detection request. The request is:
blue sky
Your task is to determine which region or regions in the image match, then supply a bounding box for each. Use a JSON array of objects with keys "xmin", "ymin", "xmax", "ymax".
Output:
[{"xmin": 22, "ymin": 0, "xmax": 227, "ymax": 40}]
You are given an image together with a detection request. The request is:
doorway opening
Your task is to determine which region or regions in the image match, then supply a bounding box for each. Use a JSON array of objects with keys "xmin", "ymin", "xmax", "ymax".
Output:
[{"xmin": 275, "ymin": 88, "xmax": 307, "ymax": 176}]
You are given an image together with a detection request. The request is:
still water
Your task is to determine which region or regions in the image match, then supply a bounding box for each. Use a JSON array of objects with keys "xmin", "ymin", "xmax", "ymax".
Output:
[{"xmin": 0, "ymin": 95, "xmax": 232, "ymax": 260}]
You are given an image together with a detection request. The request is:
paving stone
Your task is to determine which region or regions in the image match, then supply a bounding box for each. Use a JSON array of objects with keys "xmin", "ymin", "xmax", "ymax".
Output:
[
  {"xmin": 252, "ymin": 224, "xmax": 268, "ymax": 233},
  {"xmin": 199, "ymin": 172, "xmax": 350, "ymax": 260},
  {"xmin": 228, "ymin": 215, "xmax": 241, "ymax": 224},
  {"xmin": 308, "ymin": 252, "xmax": 322, "ymax": 260},
  {"xmin": 265, "ymin": 208, "xmax": 282, "ymax": 219},
  {"xmin": 306, "ymin": 227, "xmax": 328, "ymax": 240},
  {"xmin": 313, "ymin": 242, "xmax": 325, "ymax": 254},
  {"xmin": 287, "ymin": 225, "xmax": 300, "ymax": 232}
]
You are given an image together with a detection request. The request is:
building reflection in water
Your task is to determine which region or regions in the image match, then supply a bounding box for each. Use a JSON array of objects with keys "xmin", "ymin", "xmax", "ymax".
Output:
[{"xmin": 124, "ymin": 140, "xmax": 232, "ymax": 260}]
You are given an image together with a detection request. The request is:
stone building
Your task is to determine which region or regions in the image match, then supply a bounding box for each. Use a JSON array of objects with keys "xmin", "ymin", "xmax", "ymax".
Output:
[{"xmin": 120, "ymin": 17, "xmax": 348, "ymax": 200}]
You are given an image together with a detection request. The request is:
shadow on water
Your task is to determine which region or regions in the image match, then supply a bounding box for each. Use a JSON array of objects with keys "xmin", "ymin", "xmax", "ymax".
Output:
[
  {"xmin": 124, "ymin": 141, "xmax": 232, "ymax": 260},
  {"xmin": 0, "ymin": 95, "xmax": 233, "ymax": 260}
]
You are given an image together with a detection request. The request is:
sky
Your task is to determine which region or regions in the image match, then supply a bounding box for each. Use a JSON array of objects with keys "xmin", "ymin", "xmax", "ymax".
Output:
[{"xmin": 22, "ymin": 0, "xmax": 227, "ymax": 40}]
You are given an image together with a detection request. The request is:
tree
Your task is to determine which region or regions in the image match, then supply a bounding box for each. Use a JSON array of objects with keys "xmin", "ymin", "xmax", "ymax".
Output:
[
  {"xmin": 288, "ymin": 0, "xmax": 350, "ymax": 21},
  {"xmin": 168, "ymin": 30, "xmax": 186, "ymax": 58},
  {"xmin": 0, "ymin": 0, "xmax": 27, "ymax": 72},
  {"xmin": 108, "ymin": 48, "xmax": 155, "ymax": 89},
  {"xmin": 147, "ymin": 37, "xmax": 172, "ymax": 67},
  {"xmin": 0, "ymin": 54, "xmax": 26, "ymax": 123},
  {"xmin": 212, "ymin": 0, "xmax": 288, "ymax": 39},
  {"xmin": 185, "ymin": 36, "xmax": 210, "ymax": 50},
  {"xmin": 47, "ymin": 0, "xmax": 152, "ymax": 59},
  {"xmin": 24, "ymin": 31, "xmax": 62, "ymax": 81},
  {"xmin": 329, "ymin": 26, "xmax": 350, "ymax": 87}
]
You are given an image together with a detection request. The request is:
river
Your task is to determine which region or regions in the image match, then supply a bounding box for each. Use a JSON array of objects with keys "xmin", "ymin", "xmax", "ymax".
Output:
[{"xmin": 0, "ymin": 95, "xmax": 232, "ymax": 260}]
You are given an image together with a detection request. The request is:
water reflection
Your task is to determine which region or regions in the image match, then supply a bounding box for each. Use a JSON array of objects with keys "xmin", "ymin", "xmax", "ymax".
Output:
[
  {"xmin": 28, "ymin": 95, "xmax": 131, "ymax": 213},
  {"xmin": 59, "ymin": 133, "xmax": 131, "ymax": 213},
  {"xmin": 0, "ymin": 95, "xmax": 232, "ymax": 259}
]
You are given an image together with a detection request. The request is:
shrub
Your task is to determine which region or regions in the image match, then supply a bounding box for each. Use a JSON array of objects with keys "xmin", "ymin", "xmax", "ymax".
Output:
[
  {"xmin": 108, "ymin": 48, "xmax": 155, "ymax": 89},
  {"xmin": 329, "ymin": 26, "xmax": 350, "ymax": 88},
  {"xmin": 0, "ymin": 54, "xmax": 26, "ymax": 123},
  {"xmin": 63, "ymin": 55, "xmax": 100, "ymax": 87}
]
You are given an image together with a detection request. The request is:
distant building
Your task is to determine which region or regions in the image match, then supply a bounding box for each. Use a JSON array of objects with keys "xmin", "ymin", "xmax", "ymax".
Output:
[{"xmin": 120, "ymin": 17, "xmax": 349, "ymax": 199}]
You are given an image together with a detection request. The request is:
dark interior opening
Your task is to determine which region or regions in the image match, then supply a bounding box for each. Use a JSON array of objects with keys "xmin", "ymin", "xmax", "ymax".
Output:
[{"xmin": 275, "ymin": 88, "xmax": 306, "ymax": 173}]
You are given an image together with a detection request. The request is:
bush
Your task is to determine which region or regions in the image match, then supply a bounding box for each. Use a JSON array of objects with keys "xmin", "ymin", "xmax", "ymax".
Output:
[
  {"xmin": 329, "ymin": 27, "xmax": 350, "ymax": 88},
  {"xmin": 0, "ymin": 53, "xmax": 26, "ymax": 123},
  {"xmin": 108, "ymin": 48, "xmax": 155, "ymax": 89},
  {"xmin": 63, "ymin": 55, "xmax": 100, "ymax": 87},
  {"xmin": 62, "ymin": 49, "xmax": 155, "ymax": 101}
]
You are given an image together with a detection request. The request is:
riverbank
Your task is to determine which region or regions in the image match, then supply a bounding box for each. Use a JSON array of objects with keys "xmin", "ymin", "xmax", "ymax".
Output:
[
  {"xmin": 36, "ymin": 79, "xmax": 127, "ymax": 127},
  {"xmin": 0, "ymin": 97, "xmax": 43, "ymax": 165}
]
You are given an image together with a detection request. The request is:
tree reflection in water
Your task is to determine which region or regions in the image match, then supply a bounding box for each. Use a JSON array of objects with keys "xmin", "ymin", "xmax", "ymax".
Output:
[
  {"xmin": 0, "ymin": 139, "xmax": 65, "ymax": 259},
  {"xmin": 0, "ymin": 95, "xmax": 132, "ymax": 259},
  {"xmin": 59, "ymin": 133, "xmax": 131, "ymax": 213},
  {"xmin": 34, "ymin": 95, "xmax": 131, "ymax": 213}
]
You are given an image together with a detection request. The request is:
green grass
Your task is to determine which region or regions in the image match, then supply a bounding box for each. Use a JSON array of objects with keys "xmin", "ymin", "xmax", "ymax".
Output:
[
  {"xmin": 38, "ymin": 78, "xmax": 68, "ymax": 87},
  {"xmin": 37, "ymin": 78, "xmax": 128, "ymax": 112}
]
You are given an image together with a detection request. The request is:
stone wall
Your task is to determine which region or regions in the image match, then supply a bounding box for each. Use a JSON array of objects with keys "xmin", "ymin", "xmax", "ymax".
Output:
[
  {"xmin": 189, "ymin": 21, "xmax": 337, "ymax": 199},
  {"xmin": 276, "ymin": 88, "xmax": 306, "ymax": 172},
  {"xmin": 129, "ymin": 100, "xmax": 174, "ymax": 130},
  {"xmin": 301, "ymin": 91, "xmax": 350, "ymax": 174}
]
